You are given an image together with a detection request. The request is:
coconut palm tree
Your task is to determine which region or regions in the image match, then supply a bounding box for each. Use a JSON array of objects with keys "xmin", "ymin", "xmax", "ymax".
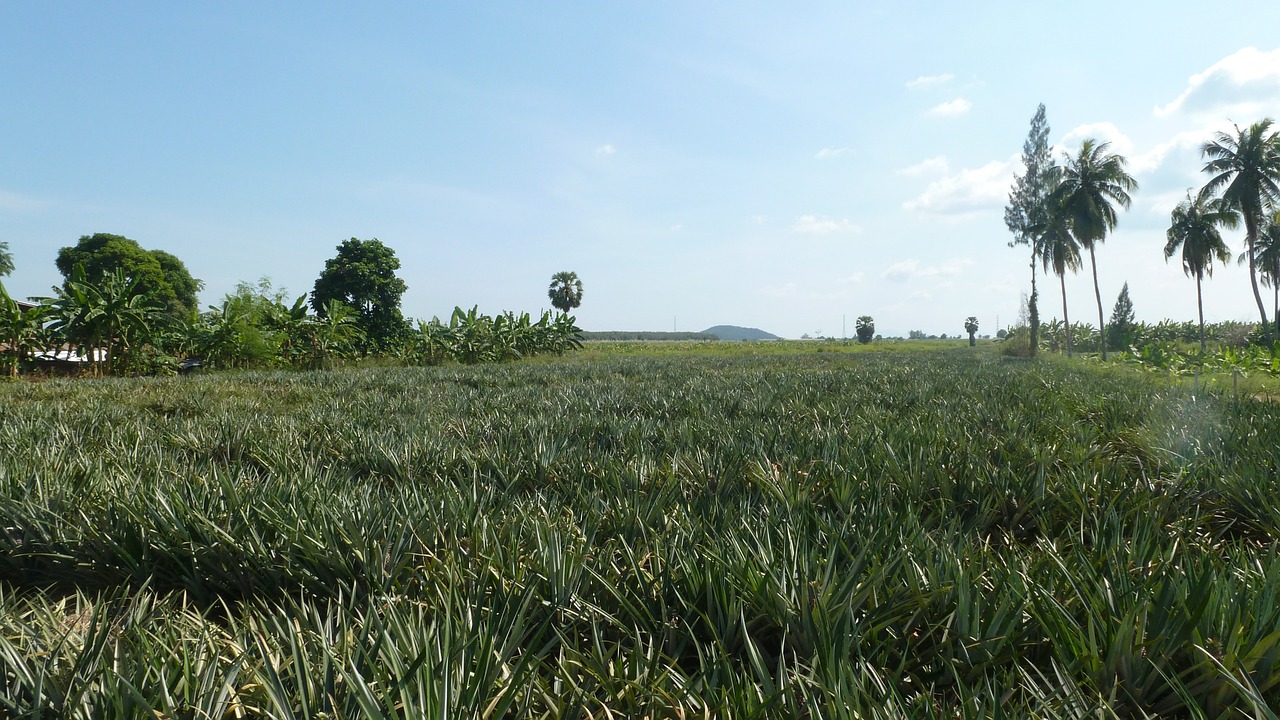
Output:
[
  {"xmin": 1050, "ymin": 139, "xmax": 1137, "ymax": 360},
  {"xmin": 1239, "ymin": 210, "xmax": 1280, "ymax": 342},
  {"xmin": 1200, "ymin": 119, "xmax": 1280, "ymax": 344},
  {"xmin": 547, "ymin": 271, "xmax": 584, "ymax": 314},
  {"xmin": 0, "ymin": 241, "xmax": 13, "ymax": 277},
  {"xmin": 1037, "ymin": 201, "xmax": 1083, "ymax": 357},
  {"xmin": 1164, "ymin": 191, "xmax": 1238, "ymax": 353}
]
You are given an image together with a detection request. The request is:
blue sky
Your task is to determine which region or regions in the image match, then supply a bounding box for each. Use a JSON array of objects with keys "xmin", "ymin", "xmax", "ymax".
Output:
[{"xmin": 5, "ymin": 3, "xmax": 1280, "ymax": 338}]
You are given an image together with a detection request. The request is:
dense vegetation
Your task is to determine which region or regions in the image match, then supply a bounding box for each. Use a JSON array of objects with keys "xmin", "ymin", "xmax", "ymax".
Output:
[{"xmin": 3, "ymin": 350, "xmax": 1279, "ymax": 717}]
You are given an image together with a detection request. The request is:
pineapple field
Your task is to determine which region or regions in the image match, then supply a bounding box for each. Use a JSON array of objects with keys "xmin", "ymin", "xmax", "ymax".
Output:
[{"xmin": 2, "ymin": 350, "xmax": 1279, "ymax": 717}]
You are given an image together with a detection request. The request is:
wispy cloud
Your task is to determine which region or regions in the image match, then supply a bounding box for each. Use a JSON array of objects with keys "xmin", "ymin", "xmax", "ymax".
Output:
[
  {"xmin": 927, "ymin": 98, "xmax": 972, "ymax": 117},
  {"xmin": 791, "ymin": 215, "xmax": 862, "ymax": 235},
  {"xmin": 906, "ymin": 73, "xmax": 954, "ymax": 89},
  {"xmin": 748, "ymin": 214, "xmax": 766, "ymax": 225},
  {"xmin": 897, "ymin": 156, "xmax": 949, "ymax": 177},
  {"xmin": 841, "ymin": 271, "xmax": 865, "ymax": 284},
  {"xmin": 0, "ymin": 189, "xmax": 51, "ymax": 213},
  {"xmin": 595, "ymin": 144, "xmax": 616, "ymax": 156},
  {"xmin": 882, "ymin": 258, "xmax": 974, "ymax": 282},
  {"xmin": 815, "ymin": 147, "xmax": 852, "ymax": 159}
]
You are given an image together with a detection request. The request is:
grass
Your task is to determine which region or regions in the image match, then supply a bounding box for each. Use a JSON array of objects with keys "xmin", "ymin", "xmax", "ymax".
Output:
[{"xmin": 2, "ymin": 349, "xmax": 1279, "ymax": 717}]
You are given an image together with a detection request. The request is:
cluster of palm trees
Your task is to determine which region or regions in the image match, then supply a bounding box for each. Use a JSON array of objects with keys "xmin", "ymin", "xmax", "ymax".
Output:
[{"xmin": 1032, "ymin": 119, "xmax": 1280, "ymax": 358}]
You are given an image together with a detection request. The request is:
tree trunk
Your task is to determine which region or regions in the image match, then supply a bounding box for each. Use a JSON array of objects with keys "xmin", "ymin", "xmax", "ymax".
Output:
[
  {"xmin": 1197, "ymin": 274, "xmax": 1206, "ymax": 355},
  {"xmin": 1060, "ymin": 273, "xmax": 1072, "ymax": 358},
  {"xmin": 1029, "ymin": 257, "xmax": 1039, "ymax": 357},
  {"xmin": 969, "ymin": 332, "xmax": 976, "ymax": 347},
  {"xmin": 1089, "ymin": 244, "xmax": 1107, "ymax": 360},
  {"xmin": 1244, "ymin": 214, "xmax": 1273, "ymax": 344}
]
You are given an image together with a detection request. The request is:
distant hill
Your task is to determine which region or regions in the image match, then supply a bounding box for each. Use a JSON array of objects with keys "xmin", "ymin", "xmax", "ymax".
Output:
[
  {"xmin": 580, "ymin": 331, "xmax": 717, "ymax": 341},
  {"xmin": 702, "ymin": 325, "xmax": 781, "ymax": 341}
]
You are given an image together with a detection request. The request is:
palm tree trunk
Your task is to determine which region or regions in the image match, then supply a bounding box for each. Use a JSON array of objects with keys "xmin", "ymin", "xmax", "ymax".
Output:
[
  {"xmin": 1060, "ymin": 272, "xmax": 1072, "ymax": 357},
  {"xmin": 1197, "ymin": 274, "xmax": 1206, "ymax": 355},
  {"xmin": 1088, "ymin": 245, "xmax": 1107, "ymax": 360},
  {"xmin": 1244, "ymin": 216, "xmax": 1273, "ymax": 344}
]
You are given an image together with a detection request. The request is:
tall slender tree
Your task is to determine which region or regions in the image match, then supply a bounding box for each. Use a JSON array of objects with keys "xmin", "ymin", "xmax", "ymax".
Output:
[
  {"xmin": 1240, "ymin": 210, "xmax": 1280, "ymax": 341},
  {"xmin": 1037, "ymin": 200, "xmax": 1082, "ymax": 357},
  {"xmin": 1165, "ymin": 191, "xmax": 1237, "ymax": 353},
  {"xmin": 1004, "ymin": 104, "xmax": 1053, "ymax": 357},
  {"xmin": 1200, "ymin": 119, "xmax": 1280, "ymax": 344},
  {"xmin": 1050, "ymin": 139, "xmax": 1138, "ymax": 360}
]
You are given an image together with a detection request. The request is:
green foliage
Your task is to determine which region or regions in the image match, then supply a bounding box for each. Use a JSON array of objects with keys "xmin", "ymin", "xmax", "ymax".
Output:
[
  {"xmin": 4, "ymin": 353, "xmax": 1280, "ymax": 714},
  {"xmin": 55, "ymin": 233, "xmax": 202, "ymax": 317},
  {"xmin": 41, "ymin": 265, "xmax": 165, "ymax": 375},
  {"xmin": 311, "ymin": 238, "xmax": 409, "ymax": 351},
  {"xmin": 0, "ymin": 240, "xmax": 13, "ymax": 277},
  {"xmin": 0, "ymin": 282, "xmax": 48, "ymax": 377},
  {"xmin": 1006, "ymin": 104, "xmax": 1053, "ymax": 356},
  {"xmin": 854, "ymin": 315, "xmax": 874, "ymax": 343},
  {"xmin": 1200, "ymin": 119, "xmax": 1280, "ymax": 341},
  {"xmin": 1108, "ymin": 281, "xmax": 1136, "ymax": 350},
  {"xmin": 547, "ymin": 270, "xmax": 584, "ymax": 313},
  {"xmin": 409, "ymin": 306, "xmax": 582, "ymax": 365}
]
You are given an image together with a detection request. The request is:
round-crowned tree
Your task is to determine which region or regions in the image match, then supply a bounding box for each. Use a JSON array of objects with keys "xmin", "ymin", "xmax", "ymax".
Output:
[
  {"xmin": 56, "ymin": 233, "xmax": 202, "ymax": 317},
  {"xmin": 548, "ymin": 271, "xmax": 584, "ymax": 314},
  {"xmin": 311, "ymin": 238, "xmax": 408, "ymax": 352},
  {"xmin": 855, "ymin": 315, "xmax": 875, "ymax": 344}
]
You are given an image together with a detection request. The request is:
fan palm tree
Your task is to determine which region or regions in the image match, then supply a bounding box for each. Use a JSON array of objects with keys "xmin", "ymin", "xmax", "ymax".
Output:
[
  {"xmin": 1164, "ymin": 191, "xmax": 1238, "ymax": 353},
  {"xmin": 1200, "ymin": 120, "xmax": 1280, "ymax": 344},
  {"xmin": 1037, "ymin": 201, "xmax": 1083, "ymax": 357},
  {"xmin": 547, "ymin": 271, "xmax": 584, "ymax": 314},
  {"xmin": 1050, "ymin": 139, "xmax": 1138, "ymax": 360}
]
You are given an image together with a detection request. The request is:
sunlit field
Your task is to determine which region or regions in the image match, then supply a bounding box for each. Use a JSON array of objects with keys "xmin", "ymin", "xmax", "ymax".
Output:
[{"xmin": 3, "ymin": 349, "xmax": 1279, "ymax": 717}]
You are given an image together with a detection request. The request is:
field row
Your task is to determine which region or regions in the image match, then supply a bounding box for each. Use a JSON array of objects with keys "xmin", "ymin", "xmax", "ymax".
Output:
[{"xmin": 2, "ymin": 352, "xmax": 1279, "ymax": 716}]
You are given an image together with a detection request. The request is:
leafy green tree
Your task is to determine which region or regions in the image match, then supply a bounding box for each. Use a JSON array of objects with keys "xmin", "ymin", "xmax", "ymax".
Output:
[
  {"xmin": 1037, "ymin": 199, "xmax": 1082, "ymax": 357},
  {"xmin": 547, "ymin": 271, "xmax": 584, "ymax": 314},
  {"xmin": 964, "ymin": 316, "xmax": 979, "ymax": 346},
  {"xmin": 1254, "ymin": 213, "xmax": 1280, "ymax": 340},
  {"xmin": 1004, "ymin": 104, "xmax": 1053, "ymax": 358},
  {"xmin": 1200, "ymin": 119, "xmax": 1280, "ymax": 343},
  {"xmin": 855, "ymin": 316, "xmax": 874, "ymax": 344},
  {"xmin": 55, "ymin": 233, "xmax": 202, "ymax": 317},
  {"xmin": 1165, "ymin": 192, "xmax": 1237, "ymax": 352},
  {"xmin": 1050, "ymin": 139, "xmax": 1138, "ymax": 360},
  {"xmin": 0, "ymin": 241, "xmax": 13, "ymax": 277},
  {"xmin": 312, "ymin": 238, "xmax": 408, "ymax": 351}
]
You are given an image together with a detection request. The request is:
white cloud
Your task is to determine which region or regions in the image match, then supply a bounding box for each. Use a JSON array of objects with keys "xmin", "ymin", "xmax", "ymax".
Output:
[
  {"xmin": 902, "ymin": 157, "xmax": 1016, "ymax": 218},
  {"xmin": 906, "ymin": 73, "xmax": 954, "ymax": 89},
  {"xmin": 1156, "ymin": 47, "xmax": 1280, "ymax": 119},
  {"xmin": 748, "ymin": 214, "xmax": 766, "ymax": 225},
  {"xmin": 1058, "ymin": 122, "xmax": 1135, "ymax": 159},
  {"xmin": 815, "ymin": 147, "xmax": 852, "ymax": 159},
  {"xmin": 882, "ymin": 258, "xmax": 974, "ymax": 282},
  {"xmin": 595, "ymin": 144, "xmax": 616, "ymax": 156},
  {"xmin": 841, "ymin": 271, "xmax": 865, "ymax": 284},
  {"xmin": 927, "ymin": 98, "xmax": 972, "ymax": 117},
  {"xmin": 669, "ymin": 223, "xmax": 683, "ymax": 232},
  {"xmin": 897, "ymin": 156, "xmax": 949, "ymax": 177},
  {"xmin": 791, "ymin": 215, "xmax": 862, "ymax": 235},
  {"xmin": 882, "ymin": 259, "xmax": 920, "ymax": 281}
]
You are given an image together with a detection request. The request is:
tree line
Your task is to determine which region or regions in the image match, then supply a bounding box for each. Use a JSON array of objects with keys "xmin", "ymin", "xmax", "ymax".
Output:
[
  {"xmin": 0, "ymin": 234, "xmax": 585, "ymax": 377},
  {"xmin": 1005, "ymin": 107, "xmax": 1280, "ymax": 357}
]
